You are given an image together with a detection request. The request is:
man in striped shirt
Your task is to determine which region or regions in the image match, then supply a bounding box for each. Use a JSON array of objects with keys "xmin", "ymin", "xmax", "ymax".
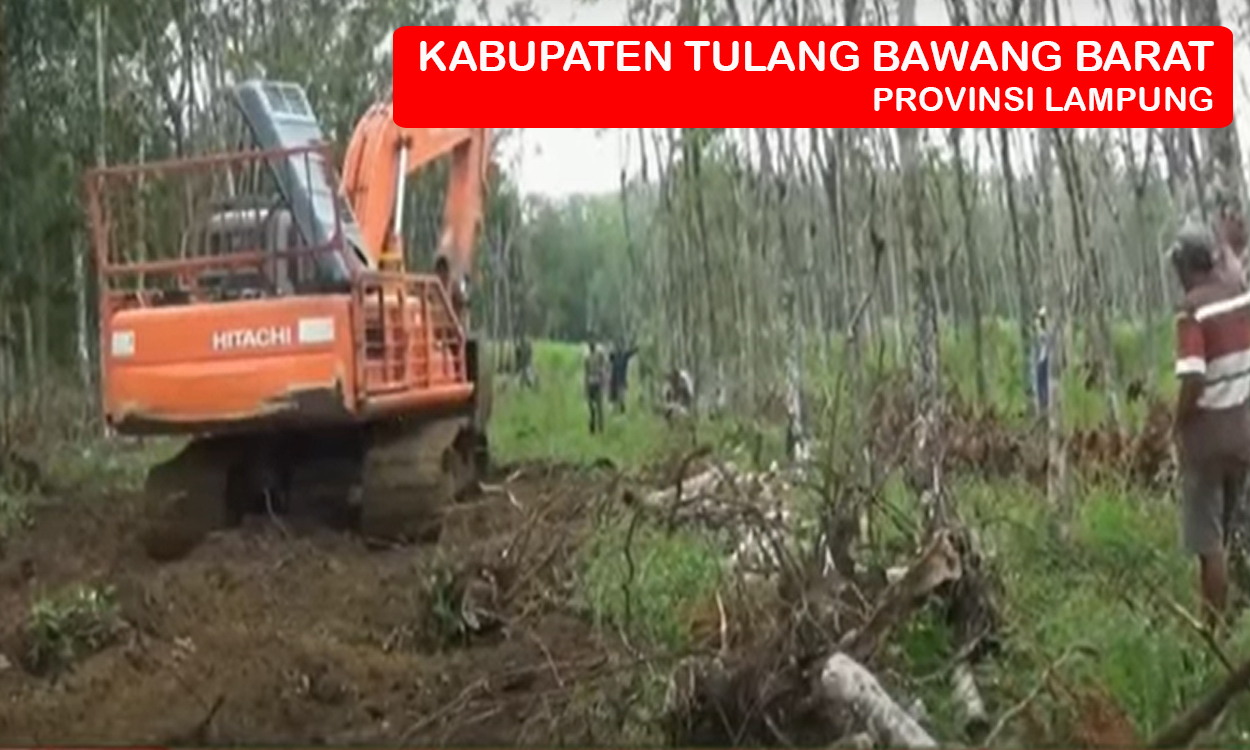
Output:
[{"xmin": 1172, "ymin": 220, "xmax": 1250, "ymax": 629}]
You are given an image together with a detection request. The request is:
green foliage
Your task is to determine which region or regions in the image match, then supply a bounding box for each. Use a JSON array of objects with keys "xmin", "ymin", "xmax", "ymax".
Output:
[
  {"xmin": 23, "ymin": 583, "xmax": 123, "ymax": 675},
  {"xmin": 492, "ymin": 335, "xmax": 1187, "ymax": 725},
  {"xmin": 0, "ymin": 487, "xmax": 32, "ymax": 540},
  {"xmin": 422, "ymin": 563, "xmax": 481, "ymax": 649},
  {"xmin": 576, "ymin": 515, "xmax": 723, "ymax": 652},
  {"xmin": 518, "ymin": 193, "xmax": 639, "ymax": 343},
  {"xmin": 514, "ymin": 336, "xmax": 1250, "ymax": 745},
  {"xmin": 491, "ymin": 341, "xmax": 725, "ymax": 651}
]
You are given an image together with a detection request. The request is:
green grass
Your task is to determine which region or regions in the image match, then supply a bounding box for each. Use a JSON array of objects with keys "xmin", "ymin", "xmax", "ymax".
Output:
[
  {"xmin": 23, "ymin": 583, "xmax": 123, "ymax": 676},
  {"xmin": 43, "ymin": 437, "xmax": 181, "ymax": 495},
  {"xmin": 887, "ymin": 468, "xmax": 1250, "ymax": 745},
  {"xmin": 488, "ymin": 341, "xmax": 692, "ymax": 469},
  {"xmin": 869, "ymin": 473, "xmax": 1250, "ymax": 745},
  {"xmin": 0, "ymin": 487, "xmax": 31, "ymax": 541},
  {"xmin": 576, "ymin": 516, "xmax": 725, "ymax": 651},
  {"xmin": 843, "ymin": 315, "xmax": 1176, "ymax": 432}
]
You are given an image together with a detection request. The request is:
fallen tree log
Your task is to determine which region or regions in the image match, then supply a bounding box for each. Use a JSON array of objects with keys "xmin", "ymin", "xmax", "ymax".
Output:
[
  {"xmin": 643, "ymin": 462, "xmax": 795, "ymax": 516},
  {"xmin": 952, "ymin": 660, "xmax": 990, "ymax": 739},
  {"xmin": 663, "ymin": 649, "xmax": 942, "ymax": 748},
  {"xmin": 663, "ymin": 528, "xmax": 961, "ymax": 747},
  {"xmin": 821, "ymin": 653, "xmax": 938, "ymax": 748},
  {"xmin": 639, "ymin": 461, "xmax": 802, "ymax": 578},
  {"xmin": 646, "ymin": 465, "xmax": 725, "ymax": 507}
]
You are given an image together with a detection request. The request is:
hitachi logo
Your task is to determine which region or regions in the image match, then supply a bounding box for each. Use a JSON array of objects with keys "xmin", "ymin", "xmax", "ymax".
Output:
[{"xmin": 211, "ymin": 326, "xmax": 292, "ymax": 351}]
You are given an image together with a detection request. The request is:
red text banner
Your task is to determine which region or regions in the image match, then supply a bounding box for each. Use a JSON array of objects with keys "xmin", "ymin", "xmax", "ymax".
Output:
[{"xmin": 391, "ymin": 25, "xmax": 1233, "ymax": 127}]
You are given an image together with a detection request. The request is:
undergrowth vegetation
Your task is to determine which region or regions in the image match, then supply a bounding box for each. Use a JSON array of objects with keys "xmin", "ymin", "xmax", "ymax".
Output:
[
  {"xmin": 22, "ymin": 584, "xmax": 123, "ymax": 676},
  {"xmin": 486, "ymin": 331, "xmax": 1250, "ymax": 746},
  {"xmin": 577, "ymin": 518, "xmax": 724, "ymax": 652},
  {"xmin": 0, "ymin": 488, "xmax": 30, "ymax": 542}
]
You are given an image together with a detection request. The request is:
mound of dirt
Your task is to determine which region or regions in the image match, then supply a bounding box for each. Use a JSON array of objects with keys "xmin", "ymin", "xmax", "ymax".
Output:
[{"xmin": 0, "ymin": 463, "xmax": 632, "ymax": 746}]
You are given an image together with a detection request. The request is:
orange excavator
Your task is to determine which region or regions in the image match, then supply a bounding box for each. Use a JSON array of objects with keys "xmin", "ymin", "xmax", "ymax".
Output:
[{"xmin": 85, "ymin": 80, "xmax": 492, "ymax": 559}]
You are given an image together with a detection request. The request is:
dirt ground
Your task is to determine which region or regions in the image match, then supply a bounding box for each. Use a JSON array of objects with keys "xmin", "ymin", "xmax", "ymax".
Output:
[{"xmin": 0, "ymin": 460, "xmax": 639, "ymax": 746}]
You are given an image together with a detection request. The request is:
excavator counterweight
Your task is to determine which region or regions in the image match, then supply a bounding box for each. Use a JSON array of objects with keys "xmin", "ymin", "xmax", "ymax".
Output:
[{"xmin": 86, "ymin": 80, "xmax": 492, "ymax": 560}]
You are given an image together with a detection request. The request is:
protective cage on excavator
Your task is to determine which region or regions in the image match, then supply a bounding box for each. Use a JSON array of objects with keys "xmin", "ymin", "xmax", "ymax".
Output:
[{"xmin": 85, "ymin": 143, "xmax": 477, "ymax": 435}]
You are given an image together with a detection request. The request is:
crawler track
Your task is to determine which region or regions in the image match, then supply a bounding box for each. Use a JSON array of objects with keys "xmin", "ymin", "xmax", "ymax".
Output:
[
  {"xmin": 357, "ymin": 417, "xmax": 472, "ymax": 545},
  {"xmin": 138, "ymin": 414, "xmax": 485, "ymax": 561},
  {"xmin": 140, "ymin": 438, "xmax": 238, "ymax": 561}
]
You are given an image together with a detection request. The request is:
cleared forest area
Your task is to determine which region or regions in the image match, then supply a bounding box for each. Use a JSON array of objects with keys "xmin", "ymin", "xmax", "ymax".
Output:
[{"xmin": 3, "ymin": 0, "xmax": 1250, "ymax": 745}]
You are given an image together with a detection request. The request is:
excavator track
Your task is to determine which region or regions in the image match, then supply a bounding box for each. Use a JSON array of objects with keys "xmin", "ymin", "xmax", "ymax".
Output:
[
  {"xmin": 137, "ymin": 348, "xmax": 491, "ymax": 559},
  {"xmin": 356, "ymin": 417, "xmax": 473, "ymax": 545},
  {"xmin": 139, "ymin": 438, "xmax": 240, "ymax": 562},
  {"xmin": 353, "ymin": 337, "xmax": 493, "ymax": 544},
  {"xmin": 138, "ymin": 418, "xmax": 486, "ymax": 560}
]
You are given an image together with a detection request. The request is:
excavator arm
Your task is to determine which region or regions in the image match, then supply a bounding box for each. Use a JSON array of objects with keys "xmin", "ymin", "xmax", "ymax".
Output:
[{"xmin": 340, "ymin": 100, "xmax": 490, "ymax": 295}]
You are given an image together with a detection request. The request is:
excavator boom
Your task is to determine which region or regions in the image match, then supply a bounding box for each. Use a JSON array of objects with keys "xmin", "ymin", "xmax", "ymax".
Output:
[{"xmin": 340, "ymin": 102, "xmax": 490, "ymax": 290}]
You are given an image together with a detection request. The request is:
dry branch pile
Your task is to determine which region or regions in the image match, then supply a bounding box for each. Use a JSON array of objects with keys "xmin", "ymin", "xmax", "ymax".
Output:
[
  {"xmin": 661, "ymin": 526, "xmax": 987, "ymax": 747},
  {"xmin": 868, "ymin": 381, "xmax": 1175, "ymax": 490},
  {"xmin": 640, "ymin": 461, "xmax": 797, "ymax": 577},
  {"xmin": 640, "ymin": 460, "xmax": 1002, "ymax": 748}
]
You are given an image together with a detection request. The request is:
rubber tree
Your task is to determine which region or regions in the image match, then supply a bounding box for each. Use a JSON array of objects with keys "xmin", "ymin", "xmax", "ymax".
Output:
[{"xmin": 895, "ymin": 0, "xmax": 946, "ymax": 528}]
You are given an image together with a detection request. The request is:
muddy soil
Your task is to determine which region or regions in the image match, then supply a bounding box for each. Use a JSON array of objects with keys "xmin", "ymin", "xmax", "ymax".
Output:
[{"xmin": 0, "ymin": 461, "xmax": 636, "ymax": 746}]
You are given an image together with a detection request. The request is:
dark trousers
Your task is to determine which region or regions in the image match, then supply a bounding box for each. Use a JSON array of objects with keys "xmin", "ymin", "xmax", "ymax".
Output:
[
  {"xmin": 609, "ymin": 381, "xmax": 626, "ymax": 413},
  {"xmin": 587, "ymin": 383, "xmax": 605, "ymax": 434}
]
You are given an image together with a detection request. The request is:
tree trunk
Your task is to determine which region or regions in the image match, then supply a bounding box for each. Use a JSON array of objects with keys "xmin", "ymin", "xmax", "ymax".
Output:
[
  {"xmin": 997, "ymin": 129, "xmax": 1034, "ymax": 404},
  {"xmin": 1187, "ymin": 0, "xmax": 1246, "ymax": 221},
  {"xmin": 949, "ymin": 127, "xmax": 987, "ymax": 404},
  {"xmin": 1034, "ymin": 127, "xmax": 1068, "ymax": 509},
  {"xmin": 83, "ymin": 2, "xmax": 106, "ymax": 432},
  {"xmin": 896, "ymin": 0, "xmax": 944, "ymax": 526},
  {"xmin": 1054, "ymin": 128, "xmax": 1122, "ymax": 427}
]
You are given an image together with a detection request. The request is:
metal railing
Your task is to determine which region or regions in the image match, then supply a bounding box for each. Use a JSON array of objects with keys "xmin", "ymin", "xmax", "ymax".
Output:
[
  {"xmin": 85, "ymin": 143, "xmax": 469, "ymax": 405},
  {"xmin": 353, "ymin": 271, "xmax": 467, "ymax": 396},
  {"xmin": 85, "ymin": 143, "xmax": 350, "ymax": 311}
]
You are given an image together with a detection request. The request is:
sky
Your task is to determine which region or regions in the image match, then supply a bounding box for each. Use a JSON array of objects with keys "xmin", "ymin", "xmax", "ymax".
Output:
[{"xmin": 385, "ymin": 0, "xmax": 1250, "ymax": 198}]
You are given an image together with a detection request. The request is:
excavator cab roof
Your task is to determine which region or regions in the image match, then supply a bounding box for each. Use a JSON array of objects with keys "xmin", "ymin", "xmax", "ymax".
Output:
[{"xmin": 229, "ymin": 79, "xmax": 371, "ymax": 279}]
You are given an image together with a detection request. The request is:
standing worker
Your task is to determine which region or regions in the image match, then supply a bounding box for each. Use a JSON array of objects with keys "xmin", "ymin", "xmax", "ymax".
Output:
[
  {"xmin": 1170, "ymin": 220, "xmax": 1250, "ymax": 633},
  {"xmin": 608, "ymin": 343, "xmax": 638, "ymax": 413},
  {"xmin": 516, "ymin": 337, "xmax": 535, "ymax": 389},
  {"xmin": 1033, "ymin": 307, "xmax": 1051, "ymax": 418},
  {"xmin": 584, "ymin": 342, "xmax": 608, "ymax": 434}
]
